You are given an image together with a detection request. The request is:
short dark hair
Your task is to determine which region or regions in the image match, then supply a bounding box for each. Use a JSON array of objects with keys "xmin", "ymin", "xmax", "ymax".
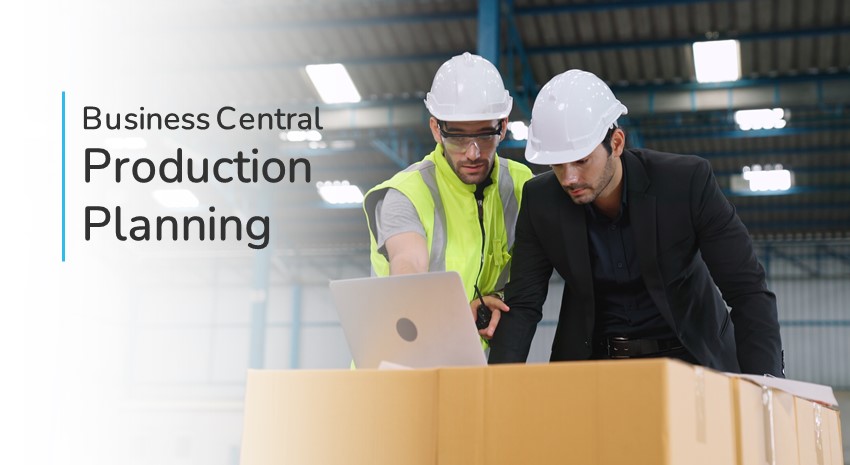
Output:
[{"xmin": 600, "ymin": 125, "xmax": 625, "ymax": 156}]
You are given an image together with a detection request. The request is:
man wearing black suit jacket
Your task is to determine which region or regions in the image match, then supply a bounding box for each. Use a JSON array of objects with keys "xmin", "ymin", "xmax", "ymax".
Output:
[{"xmin": 489, "ymin": 70, "xmax": 783, "ymax": 377}]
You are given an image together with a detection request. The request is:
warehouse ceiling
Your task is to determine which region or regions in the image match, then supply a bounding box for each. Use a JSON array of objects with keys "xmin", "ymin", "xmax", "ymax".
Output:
[{"xmin": 89, "ymin": 0, "xmax": 850, "ymax": 278}]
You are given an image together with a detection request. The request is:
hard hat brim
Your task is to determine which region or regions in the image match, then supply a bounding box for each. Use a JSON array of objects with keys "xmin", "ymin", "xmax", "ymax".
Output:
[
  {"xmin": 524, "ymin": 122, "xmax": 607, "ymax": 165},
  {"xmin": 525, "ymin": 145, "xmax": 598, "ymax": 165},
  {"xmin": 432, "ymin": 111, "xmax": 511, "ymax": 122},
  {"xmin": 424, "ymin": 98, "xmax": 513, "ymax": 122}
]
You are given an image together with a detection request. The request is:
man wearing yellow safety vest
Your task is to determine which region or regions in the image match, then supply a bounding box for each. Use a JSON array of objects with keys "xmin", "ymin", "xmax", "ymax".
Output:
[{"xmin": 363, "ymin": 52, "xmax": 533, "ymax": 340}]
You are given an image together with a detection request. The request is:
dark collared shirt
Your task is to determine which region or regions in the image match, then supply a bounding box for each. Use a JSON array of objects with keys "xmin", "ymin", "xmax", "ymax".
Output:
[{"xmin": 586, "ymin": 158, "xmax": 677, "ymax": 340}]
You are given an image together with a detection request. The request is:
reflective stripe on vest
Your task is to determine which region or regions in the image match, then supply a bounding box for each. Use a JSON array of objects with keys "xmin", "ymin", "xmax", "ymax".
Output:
[
  {"xmin": 416, "ymin": 160, "xmax": 447, "ymax": 271},
  {"xmin": 415, "ymin": 157, "xmax": 519, "ymax": 278},
  {"xmin": 495, "ymin": 157, "xmax": 519, "ymax": 289}
]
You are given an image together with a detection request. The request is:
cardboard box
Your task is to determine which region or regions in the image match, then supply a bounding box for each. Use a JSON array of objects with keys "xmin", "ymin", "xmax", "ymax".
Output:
[
  {"xmin": 240, "ymin": 358, "xmax": 736, "ymax": 465},
  {"xmin": 239, "ymin": 369, "xmax": 439, "ymax": 465},
  {"xmin": 823, "ymin": 406, "xmax": 845, "ymax": 465},
  {"xmin": 731, "ymin": 377, "xmax": 800, "ymax": 465},
  {"xmin": 795, "ymin": 398, "xmax": 844, "ymax": 465}
]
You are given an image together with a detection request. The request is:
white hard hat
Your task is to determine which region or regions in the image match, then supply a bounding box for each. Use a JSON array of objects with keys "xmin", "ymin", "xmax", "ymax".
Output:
[
  {"xmin": 525, "ymin": 69, "xmax": 628, "ymax": 165},
  {"xmin": 424, "ymin": 52, "xmax": 513, "ymax": 121}
]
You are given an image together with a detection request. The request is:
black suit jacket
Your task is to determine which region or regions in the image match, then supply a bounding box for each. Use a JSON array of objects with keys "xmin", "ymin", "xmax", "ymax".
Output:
[{"xmin": 489, "ymin": 149, "xmax": 784, "ymax": 376}]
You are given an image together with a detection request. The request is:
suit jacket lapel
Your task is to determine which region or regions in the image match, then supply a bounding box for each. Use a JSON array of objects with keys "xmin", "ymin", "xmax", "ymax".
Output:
[
  {"xmin": 556, "ymin": 179, "xmax": 595, "ymax": 338},
  {"xmin": 625, "ymin": 151, "xmax": 676, "ymax": 330}
]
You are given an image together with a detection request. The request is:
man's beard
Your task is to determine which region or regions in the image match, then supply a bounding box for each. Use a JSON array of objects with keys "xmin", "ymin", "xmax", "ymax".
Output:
[
  {"xmin": 563, "ymin": 154, "xmax": 615, "ymax": 205},
  {"xmin": 445, "ymin": 146, "xmax": 493, "ymax": 185}
]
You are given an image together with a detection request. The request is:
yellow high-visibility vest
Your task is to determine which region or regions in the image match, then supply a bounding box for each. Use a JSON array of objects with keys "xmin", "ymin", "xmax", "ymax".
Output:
[{"xmin": 364, "ymin": 144, "xmax": 532, "ymax": 302}]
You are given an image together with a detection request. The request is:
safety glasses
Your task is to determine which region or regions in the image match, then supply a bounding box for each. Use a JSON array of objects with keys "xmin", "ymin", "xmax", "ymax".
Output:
[{"xmin": 438, "ymin": 120, "xmax": 503, "ymax": 154}]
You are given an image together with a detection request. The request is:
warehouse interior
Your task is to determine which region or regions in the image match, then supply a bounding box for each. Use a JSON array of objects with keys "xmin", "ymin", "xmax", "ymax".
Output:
[{"xmin": 67, "ymin": 0, "xmax": 850, "ymax": 463}]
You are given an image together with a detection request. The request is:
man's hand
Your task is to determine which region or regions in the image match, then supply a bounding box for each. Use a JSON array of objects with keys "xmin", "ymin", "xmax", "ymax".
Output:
[{"xmin": 470, "ymin": 295, "xmax": 510, "ymax": 340}]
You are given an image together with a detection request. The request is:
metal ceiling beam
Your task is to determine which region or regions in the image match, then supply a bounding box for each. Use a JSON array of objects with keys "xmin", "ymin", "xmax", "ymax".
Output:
[
  {"xmin": 646, "ymin": 124, "xmax": 850, "ymax": 140},
  {"xmin": 818, "ymin": 245, "xmax": 850, "ymax": 267},
  {"xmin": 254, "ymin": 0, "xmax": 738, "ymax": 30},
  {"xmin": 769, "ymin": 248, "xmax": 822, "ymax": 277},
  {"xmin": 779, "ymin": 320, "xmax": 850, "ymax": 326},
  {"xmin": 370, "ymin": 138, "xmax": 408, "ymax": 169},
  {"xmin": 724, "ymin": 185, "xmax": 850, "ymax": 196},
  {"xmin": 624, "ymin": 105, "xmax": 849, "ymax": 127},
  {"xmin": 284, "ymin": 137, "xmax": 850, "ymax": 164},
  {"xmin": 715, "ymin": 165, "xmax": 850, "ymax": 177},
  {"xmin": 612, "ymin": 72, "xmax": 850, "ymax": 93},
  {"xmin": 264, "ymin": 52, "xmax": 452, "ymax": 69},
  {"xmin": 515, "ymin": 0, "xmax": 738, "ymax": 16},
  {"xmin": 526, "ymin": 26, "xmax": 850, "ymax": 56},
  {"xmin": 503, "ymin": 139, "xmax": 850, "ymax": 155},
  {"xmin": 263, "ymin": 168, "xmax": 850, "ymax": 195},
  {"xmin": 286, "ymin": 74, "xmax": 850, "ymax": 126},
  {"xmin": 615, "ymin": 80, "xmax": 850, "ymax": 117},
  {"xmin": 632, "ymin": 114, "xmax": 850, "ymax": 134},
  {"xmin": 255, "ymin": 27, "xmax": 850, "ymax": 69},
  {"xmin": 735, "ymin": 203, "xmax": 850, "ymax": 213}
]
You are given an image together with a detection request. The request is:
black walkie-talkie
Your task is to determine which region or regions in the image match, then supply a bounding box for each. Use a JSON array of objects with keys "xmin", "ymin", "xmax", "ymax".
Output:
[{"xmin": 474, "ymin": 286, "xmax": 491, "ymax": 330}]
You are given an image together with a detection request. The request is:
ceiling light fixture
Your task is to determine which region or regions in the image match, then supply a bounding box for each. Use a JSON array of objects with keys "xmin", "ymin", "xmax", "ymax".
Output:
[
  {"xmin": 692, "ymin": 39, "xmax": 741, "ymax": 83},
  {"xmin": 740, "ymin": 164, "xmax": 794, "ymax": 192},
  {"xmin": 305, "ymin": 63, "xmax": 362, "ymax": 104},
  {"xmin": 734, "ymin": 108, "xmax": 787, "ymax": 131},
  {"xmin": 317, "ymin": 180, "xmax": 364, "ymax": 205}
]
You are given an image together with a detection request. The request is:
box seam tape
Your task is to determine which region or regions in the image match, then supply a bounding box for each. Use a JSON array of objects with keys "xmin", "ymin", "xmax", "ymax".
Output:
[
  {"xmin": 814, "ymin": 402, "xmax": 825, "ymax": 465},
  {"xmin": 694, "ymin": 366, "xmax": 707, "ymax": 444},
  {"xmin": 762, "ymin": 386, "xmax": 777, "ymax": 465}
]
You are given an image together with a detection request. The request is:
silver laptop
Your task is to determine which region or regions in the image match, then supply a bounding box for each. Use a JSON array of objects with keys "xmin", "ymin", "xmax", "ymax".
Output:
[{"xmin": 329, "ymin": 271, "xmax": 487, "ymax": 369}]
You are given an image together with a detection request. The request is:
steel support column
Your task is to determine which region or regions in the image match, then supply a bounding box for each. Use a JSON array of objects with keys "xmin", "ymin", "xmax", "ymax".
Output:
[{"xmin": 478, "ymin": 0, "xmax": 500, "ymax": 66}]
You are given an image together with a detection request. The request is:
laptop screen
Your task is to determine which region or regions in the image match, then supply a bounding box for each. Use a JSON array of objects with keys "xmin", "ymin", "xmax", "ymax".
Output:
[{"xmin": 329, "ymin": 271, "xmax": 487, "ymax": 369}]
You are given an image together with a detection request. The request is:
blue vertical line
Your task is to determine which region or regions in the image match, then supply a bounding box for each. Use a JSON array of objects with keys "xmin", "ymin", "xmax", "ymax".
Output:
[{"xmin": 62, "ymin": 91, "xmax": 66, "ymax": 262}]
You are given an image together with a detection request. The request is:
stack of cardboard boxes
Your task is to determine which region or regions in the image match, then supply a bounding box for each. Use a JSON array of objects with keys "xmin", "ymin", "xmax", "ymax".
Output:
[{"xmin": 239, "ymin": 359, "xmax": 843, "ymax": 465}]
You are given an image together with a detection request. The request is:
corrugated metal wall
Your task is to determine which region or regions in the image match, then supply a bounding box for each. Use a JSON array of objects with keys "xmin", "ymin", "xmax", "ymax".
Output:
[{"xmin": 761, "ymin": 240, "xmax": 850, "ymax": 388}]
